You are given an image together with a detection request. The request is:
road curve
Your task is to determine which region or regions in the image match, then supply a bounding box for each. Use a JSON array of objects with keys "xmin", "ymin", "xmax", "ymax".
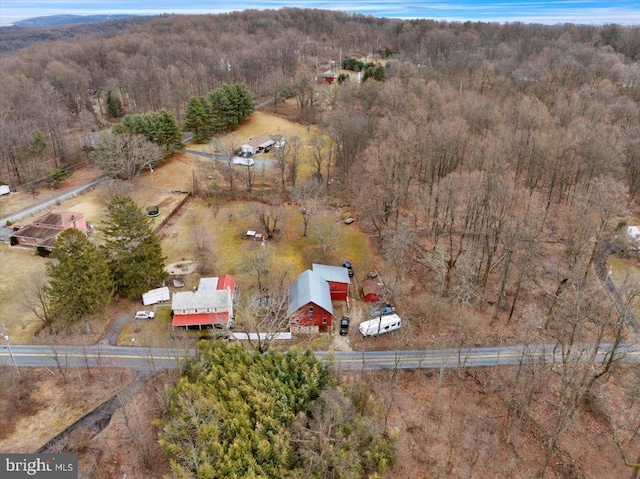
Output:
[{"xmin": 1, "ymin": 342, "xmax": 638, "ymax": 372}]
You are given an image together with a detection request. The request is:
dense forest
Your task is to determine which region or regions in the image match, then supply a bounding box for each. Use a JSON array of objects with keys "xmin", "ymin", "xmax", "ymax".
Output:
[{"xmin": 3, "ymin": 8, "xmax": 640, "ymax": 476}]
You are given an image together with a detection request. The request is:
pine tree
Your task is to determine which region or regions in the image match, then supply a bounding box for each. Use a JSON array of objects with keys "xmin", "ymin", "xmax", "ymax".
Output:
[
  {"xmin": 118, "ymin": 110, "xmax": 181, "ymax": 151},
  {"xmin": 101, "ymin": 196, "xmax": 168, "ymax": 299},
  {"xmin": 106, "ymin": 90, "xmax": 124, "ymax": 118},
  {"xmin": 45, "ymin": 228, "xmax": 113, "ymax": 329},
  {"xmin": 232, "ymin": 82, "xmax": 255, "ymax": 122},
  {"xmin": 208, "ymin": 88, "xmax": 235, "ymax": 131},
  {"xmin": 153, "ymin": 109, "xmax": 182, "ymax": 150},
  {"xmin": 184, "ymin": 96, "xmax": 210, "ymax": 143}
]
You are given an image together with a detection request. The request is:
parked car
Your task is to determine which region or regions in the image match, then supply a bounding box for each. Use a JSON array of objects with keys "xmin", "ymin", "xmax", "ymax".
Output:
[
  {"xmin": 340, "ymin": 317, "xmax": 350, "ymax": 336},
  {"xmin": 134, "ymin": 310, "xmax": 155, "ymax": 320},
  {"xmin": 370, "ymin": 305, "xmax": 395, "ymax": 318},
  {"xmin": 342, "ymin": 260, "xmax": 354, "ymax": 277}
]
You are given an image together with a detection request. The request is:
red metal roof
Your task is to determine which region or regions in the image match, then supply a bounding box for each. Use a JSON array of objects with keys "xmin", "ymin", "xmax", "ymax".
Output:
[
  {"xmin": 217, "ymin": 274, "xmax": 236, "ymax": 296},
  {"xmin": 171, "ymin": 312, "xmax": 229, "ymax": 327}
]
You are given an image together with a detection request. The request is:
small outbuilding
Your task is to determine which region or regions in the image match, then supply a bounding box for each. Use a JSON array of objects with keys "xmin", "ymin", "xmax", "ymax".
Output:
[
  {"xmin": 361, "ymin": 277, "xmax": 382, "ymax": 303},
  {"xmin": 312, "ymin": 263, "xmax": 350, "ymax": 301}
]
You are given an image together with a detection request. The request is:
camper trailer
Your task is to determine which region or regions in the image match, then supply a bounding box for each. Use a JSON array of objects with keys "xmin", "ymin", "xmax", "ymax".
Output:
[
  {"xmin": 359, "ymin": 313, "xmax": 402, "ymax": 337},
  {"xmin": 142, "ymin": 286, "xmax": 170, "ymax": 306}
]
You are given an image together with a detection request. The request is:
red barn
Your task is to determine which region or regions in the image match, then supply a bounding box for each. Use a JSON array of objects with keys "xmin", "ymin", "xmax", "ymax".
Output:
[
  {"xmin": 287, "ymin": 270, "xmax": 333, "ymax": 331},
  {"xmin": 361, "ymin": 277, "xmax": 382, "ymax": 303},
  {"xmin": 312, "ymin": 263, "xmax": 350, "ymax": 301}
]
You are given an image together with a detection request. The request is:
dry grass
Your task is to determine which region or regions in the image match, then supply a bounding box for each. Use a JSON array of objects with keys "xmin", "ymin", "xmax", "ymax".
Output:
[
  {"xmin": 0, "ymin": 244, "xmax": 48, "ymax": 341},
  {"xmin": 607, "ymin": 255, "xmax": 640, "ymax": 317},
  {"xmin": 0, "ymin": 368, "xmax": 133, "ymax": 453},
  {"xmin": 116, "ymin": 307, "xmax": 173, "ymax": 347}
]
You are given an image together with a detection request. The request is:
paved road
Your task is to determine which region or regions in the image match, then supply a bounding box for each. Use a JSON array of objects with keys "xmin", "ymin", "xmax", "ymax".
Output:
[{"xmin": 1, "ymin": 342, "xmax": 638, "ymax": 371}]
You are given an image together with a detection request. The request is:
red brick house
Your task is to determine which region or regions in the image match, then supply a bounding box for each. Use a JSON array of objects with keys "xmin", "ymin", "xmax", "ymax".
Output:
[
  {"xmin": 10, "ymin": 210, "xmax": 87, "ymax": 253},
  {"xmin": 312, "ymin": 263, "xmax": 350, "ymax": 301},
  {"xmin": 171, "ymin": 275, "xmax": 237, "ymax": 329},
  {"xmin": 287, "ymin": 269, "xmax": 333, "ymax": 331}
]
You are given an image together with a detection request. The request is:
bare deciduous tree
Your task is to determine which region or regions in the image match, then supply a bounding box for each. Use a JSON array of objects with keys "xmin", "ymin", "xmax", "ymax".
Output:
[
  {"xmin": 90, "ymin": 132, "xmax": 163, "ymax": 180},
  {"xmin": 310, "ymin": 217, "xmax": 343, "ymax": 261},
  {"xmin": 210, "ymin": 135, "xmax": 239, "ymax": 198},
  {"xmin": 251, "ymin": 203, "xmax": 281, "ymax": 240},
  {"xmin": 21, "ymin": 272, "xmax": 56, "ymax": 333}
]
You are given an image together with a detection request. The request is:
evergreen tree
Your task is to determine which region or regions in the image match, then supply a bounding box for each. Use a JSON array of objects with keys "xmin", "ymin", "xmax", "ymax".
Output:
[
  {"xmin": 153, "ymin": 109, "xmax": 182, "ymax": 150},
  {"xmin": 29, "ymin": 130, "xmax": 47, "ymax": 157},
  {"xmin": 118, "ymin": 110, "xmax": 181, "ymax": 152},
  {"xmin": 184, "ymin": 96, "xmax": 210, "ymax": 143},
  {"xmin": 158, "ymin": 343, "xmax": 395, "ymax": 478},
  {"xmin": 45, "ymin": 228, "xmax": 113, "ymax": 329},
  {"xmin": 106, "ymin": 90, "xmax": 124, "ymax": 118},
  {"xmin": 208, "ymin": 88, "xmax": 236, "ymax": 132},
  {"xmin": 101, "ymin": 196, "xmax": 168, "ymax": 299},
  {"xmin": 232, "ymin": 82, "xmax": 255, "ymax": 122}
]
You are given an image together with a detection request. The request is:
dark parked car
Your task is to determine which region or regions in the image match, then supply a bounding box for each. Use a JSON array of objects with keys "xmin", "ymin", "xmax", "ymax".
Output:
[
  {"xmin": 340, "ymin": 317, "xmax": 350, "ymax": 336},
  {"xmin": 342, "ymin": 261, "xmax": 354, "ymax": 277}
]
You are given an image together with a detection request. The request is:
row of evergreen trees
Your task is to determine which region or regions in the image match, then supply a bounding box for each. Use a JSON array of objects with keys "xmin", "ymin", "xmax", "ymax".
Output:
[
  {"xmin": 44, "ymin": 196, "xmax": 167, "ymax": 331},
  {"xmin": 184, "ymin": 82, "xmax": 255, "ymax": 143},
  {"xmin": 113, "ymin": 109, "xmax": 183, "ymax": 152}
]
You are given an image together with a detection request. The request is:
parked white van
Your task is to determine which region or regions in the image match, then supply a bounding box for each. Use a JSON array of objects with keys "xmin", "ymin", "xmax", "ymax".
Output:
[{"xmin": 359, "ymin": 314, "xmax": 402, "ymax": 337}]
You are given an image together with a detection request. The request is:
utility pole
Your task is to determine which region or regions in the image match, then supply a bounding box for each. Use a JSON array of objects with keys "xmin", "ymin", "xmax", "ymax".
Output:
[{"xmin": 1, "ymin": 323, "xmax": 19, "ymax": 375}]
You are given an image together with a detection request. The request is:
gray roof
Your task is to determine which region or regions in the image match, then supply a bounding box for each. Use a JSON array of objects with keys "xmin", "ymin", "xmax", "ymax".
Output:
[
  {"xmin": 312, "ymin": 263, "xmax": 350, "ymax": 284},
  {"xmin": 172, "ymin": 289, "xmax": 230, "ymax": 311},
  {"xmin": 198, "ymin": 277, "xmax": 219, "ymax": 291},
  {"xmin": 287, "ymin": 269, "xmax": 333, "ymax": 318}
]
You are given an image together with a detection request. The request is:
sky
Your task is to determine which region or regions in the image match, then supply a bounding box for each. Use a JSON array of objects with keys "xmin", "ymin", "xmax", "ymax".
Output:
[{"xmin": 0, "ymin": 0, "xmax": 638, "ymax": 27}]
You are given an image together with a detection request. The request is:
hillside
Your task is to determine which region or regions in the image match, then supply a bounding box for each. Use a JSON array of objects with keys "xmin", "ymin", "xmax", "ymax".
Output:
[{"xmin": 1, "ymin": 7, "xmax": 640, "ymax": 478}]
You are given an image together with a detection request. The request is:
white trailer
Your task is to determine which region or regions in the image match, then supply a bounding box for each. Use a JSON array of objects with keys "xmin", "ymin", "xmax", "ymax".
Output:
[
  {"xmin": 142, "ymin": 286, "xmax": 170, "ymax": 306},
  {"xmin": 359, "ymin": 313, "xmax": 402, "ymax": 337},
  {"xmin": 0, "ymin": 185, "xmax": 10, "ymax": 196},
  {"xmin": 233, "ymin": 156, "xmax": 255, "ymax": 166}
]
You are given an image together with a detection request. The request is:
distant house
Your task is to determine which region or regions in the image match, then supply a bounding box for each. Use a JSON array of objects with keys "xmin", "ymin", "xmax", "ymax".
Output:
[
  {"xmin": 287, "ymin": 269, "xmax": 333, "ymax": 332},
  {"xmin": 361, "ymin": 277, "xmax": 382, "ymax": 303},
  {"xmin": 318, "ymin": 71, "xmax": 335, "ymax": 84},
  {"xmin": 312, "ymin": 263, "xmax": 350, "ymax": 301},
  {"xmin": 241, "ymin": 133, "xmax": 285, "ymax": 155},
  {"xmin": 171, "ymin": 274, "xmax": 237, "ymax": 329},
  {"xmin": 10, "ymin": 210, "xmax": 87, "ymax": 253},
  {"xmin": 628, "ymin": 225, "xmax": 640, "ymax": 243}
]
